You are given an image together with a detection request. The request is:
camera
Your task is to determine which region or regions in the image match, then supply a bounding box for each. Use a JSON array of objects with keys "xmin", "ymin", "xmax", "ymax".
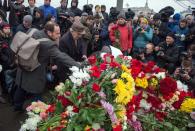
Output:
[
  {"xmin": 156, "ymin": 47, "xmax": 165, "ymax": 56},
  {"xmin": 179, "ymin": 68, "xmax": 186, "ymax": 74},
  {"xmin": 83, "ymin": 5, "xmax": 92, "ymax": 15},
  {"xmin": 137, "ymin": 27, "xmax": 143, "ymax": 32}
]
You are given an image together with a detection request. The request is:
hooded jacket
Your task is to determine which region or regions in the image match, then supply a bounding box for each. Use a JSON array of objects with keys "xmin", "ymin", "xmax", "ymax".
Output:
[{"xmin": 68, "ymin": 0, "xmax": 82, "ymax": 16}]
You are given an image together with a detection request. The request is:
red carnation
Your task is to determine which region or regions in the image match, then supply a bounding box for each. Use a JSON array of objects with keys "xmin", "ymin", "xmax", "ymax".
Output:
[
  {"xmin": 147, "ymin": 95, "xmax": 162, "ymax": 109},
  {"xmin": 159, "ymin": 77, "xmax": 177, "ymax": 99},
  {"xmin": 103, "ymin": 54, "xmax": 114, "ymax": 63},
  {"xmin": 57, "ymin": 96, "xmax": 72, "ymax": 107},
  {"xmin": 110, "ymin": 61, "xmax": 121, "ymax": 68},
  {"xmin": 88, "ymin": 55, "xmax": 97, "ymax": 65},
  {"xmin": 46, "ymin": 104, "xmax": 56, "ymax": 113},
  {"xmin": 92, "ymin": 83, "xmax": 101, "ymax": 92},
  {"xmin": 90, "ymin": 66, "xmax": 101, "ymax": 78},
  {"xmin": 113, "ymin": 124, "xmax": 122, "ymax": 131},
  {"xmin": 131, "ymin": 59, "xmax": 143, "ymax": 78},
  {"xmin": 73, "ymin": 106, "xmax": 79, "ymax": 113},
  {"xmin": 155, "ymin": 112, "xmax": 167, "ymax": 121},
  {"xmin": 100, "ymin": 63, "xmax": 107, "ymax": 71},
  {"xmin": 143, "ymin": 61, "xmax": 155, "ymax": 73}
]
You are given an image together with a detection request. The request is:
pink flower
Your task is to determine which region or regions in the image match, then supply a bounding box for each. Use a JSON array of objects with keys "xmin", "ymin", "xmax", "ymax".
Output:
[
  {"xmin": 190, "ymin": 112, "xmax": 195, "ymax": 120},
  {"xmin": 112, "ymin": 79, "xmax": 118, "ymax": 84},
  {"xmin": 26, "ymin": 106, "xmax": 33, "ymax": 112},
  {"xmin": 40, "ymin": 112, "xmax": 48, "ymax": 119}
]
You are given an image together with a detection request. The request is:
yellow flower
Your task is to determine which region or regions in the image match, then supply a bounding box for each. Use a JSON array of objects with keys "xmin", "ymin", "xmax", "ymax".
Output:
[
  {"xmin": 116, "ymin": 105, "xmax": 126, "ymax": 119},
  {"xmin": 114, "ymin": 72, "xmax": 135, "ymax": 105},
  {"xmin": 135, "ymin": 77, "xmax": 148, "ymax": 89},
  {"xmin": 180, "ymin": 98, "xmax": 195, "ymax": 113},
  {"xmin": 149, "ymin": 78, "xmax": 158, "ymax": 89},
  {"xmin": 121, "ymin": 64, "xmax": 130, "ymax": 73}
]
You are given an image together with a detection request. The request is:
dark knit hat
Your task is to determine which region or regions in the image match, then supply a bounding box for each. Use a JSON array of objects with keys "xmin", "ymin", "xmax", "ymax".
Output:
[
  {"xmin": 117, "ymin": 13, "xmax": 126, "ymax": 20},
  {"xmin": 167, "ymin": 32, "xmax": 176, "ymax": 39}
]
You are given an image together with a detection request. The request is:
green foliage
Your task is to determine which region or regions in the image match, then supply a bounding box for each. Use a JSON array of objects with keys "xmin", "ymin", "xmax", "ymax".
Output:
[{"xmin": 67, "ymin": 108, "xmax": 106, "ymax": 130}]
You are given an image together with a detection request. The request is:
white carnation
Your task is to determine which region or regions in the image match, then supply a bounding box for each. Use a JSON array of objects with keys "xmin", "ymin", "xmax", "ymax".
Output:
[
  {"xmin": 69, "ymin": 66, "xmax": 90, "ymax": 87},
  {"xmin": 20, "ymin": 112, "xmax": 42, "ymax": 131},
  {"xmin": 154, "ymin": 72, "xmax": 165, "ymax": 79},
  {"xmin": 140, "ymin": 99, "xmax": 151, "ymax": 110}
]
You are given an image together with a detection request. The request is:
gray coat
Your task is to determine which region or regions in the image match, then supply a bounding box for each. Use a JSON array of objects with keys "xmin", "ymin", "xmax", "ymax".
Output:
[{"xmin": 15, "ymin": 30, "xmax": 80, "ymax": 94}]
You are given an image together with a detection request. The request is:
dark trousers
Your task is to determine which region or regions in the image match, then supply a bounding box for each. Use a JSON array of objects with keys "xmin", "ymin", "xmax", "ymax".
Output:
[{"xmin": 13, "ymin": 87, "xmax": 42, "ymax": 110}]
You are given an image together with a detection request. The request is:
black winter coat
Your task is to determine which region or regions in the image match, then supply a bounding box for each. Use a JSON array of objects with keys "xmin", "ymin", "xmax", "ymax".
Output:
[{"xmin": 156, "ymin": 41, "xmax": 179, "ymax": 67}]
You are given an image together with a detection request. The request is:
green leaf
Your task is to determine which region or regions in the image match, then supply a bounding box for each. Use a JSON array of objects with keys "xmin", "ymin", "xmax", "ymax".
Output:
[
  {"xmin": 188, "ymin": 122, "xmax": 195, "ymax": 128},
  {"xmin": 164, "ymin": 122, "xmax": 173, "ymax": 128},
  {"xmin": 55, "ymin": 101, "xmax": 63, "ymax": 114},
  {"xmin": 173, "ymin": 127, "xmax": 180, "ymax": 131}
]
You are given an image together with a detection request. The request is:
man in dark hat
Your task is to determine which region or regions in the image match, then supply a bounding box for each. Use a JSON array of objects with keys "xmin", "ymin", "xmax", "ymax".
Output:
[
  {"xmin": 56, "ymin": 0, "xmax": 68, "ymax": 21},
  {"xmin": 109, "ymin": 13, "xmax": 133, "ymax": 56},
  {"xmin": 155, "ymin": 32, "xmax": 179, "ymax": 74},
  {"xmin": 68, "ymin": 0, "xmax": 82, "ymax": 16},
  {"xmin": 57, "ymin": 22, "xmax": 86, "ymax": 82},
  {"xmin": 152, "ymin": 13, "xmax": 171, "ymax": 46}
]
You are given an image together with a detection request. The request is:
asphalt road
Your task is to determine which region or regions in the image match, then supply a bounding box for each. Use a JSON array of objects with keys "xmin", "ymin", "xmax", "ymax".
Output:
[{"xmin": 0, "ymin": 96, "xmax": 26, "ymax": 131}]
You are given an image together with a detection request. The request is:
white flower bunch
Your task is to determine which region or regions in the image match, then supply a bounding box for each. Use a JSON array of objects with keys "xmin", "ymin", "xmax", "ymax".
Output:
[
  {"xmin": 154, "ymin": 72, "xmax": 166, "ymax": 79},
  {"xmin": 20, "ymin": 112, "xmax": 42, "ymax": 131},
  {"xmin": 55, "ymin": 82, "xmax": 66, "ymax": 95},
  {"xmin": 176, "ymin": 80, "xmax": 188, "ymax": 92},
  {"xmin": 69, "ymin": 66, "xmax": 90, "ymax": 87},
  {"xmin": 140, "ymin": 99, "xmax": 152, "ymax": 110}
]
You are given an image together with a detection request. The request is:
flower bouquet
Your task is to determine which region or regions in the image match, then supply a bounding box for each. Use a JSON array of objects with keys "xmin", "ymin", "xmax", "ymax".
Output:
[{"xmin": 21, "ymin": 54, "xmax": 195, "ymax": 131}]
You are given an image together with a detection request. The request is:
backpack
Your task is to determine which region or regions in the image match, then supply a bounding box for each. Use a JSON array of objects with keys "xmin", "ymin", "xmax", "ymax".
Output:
[{"xmin": 10, "ymin": 29, "xmax": 49, "ymax": 71}]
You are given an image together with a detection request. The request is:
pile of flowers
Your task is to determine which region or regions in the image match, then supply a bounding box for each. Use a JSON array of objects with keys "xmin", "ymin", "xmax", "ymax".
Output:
[{"xmin": 21, "ymin": 54, "xmax": 195, "ymax": 131}]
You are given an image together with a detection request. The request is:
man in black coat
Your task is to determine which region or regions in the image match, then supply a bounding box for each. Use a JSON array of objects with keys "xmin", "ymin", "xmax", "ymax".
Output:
[
  {"xmin": 152, "ymin": 13, "xmax": 171, "ymax": 46},
  {"xmin": 155, "ymin": 32, "xmax": 179, "ymax": 74},
  {"xmin": 57, "ymin": 22, "xmax": 86, "ymax": 82},
  {"xmin": 13, "ymin": 21, "xmax": 81, "ymax": 111},
  {"xmin": 4, "ymin": 0, "xmax": 26, "ymax": 34}
]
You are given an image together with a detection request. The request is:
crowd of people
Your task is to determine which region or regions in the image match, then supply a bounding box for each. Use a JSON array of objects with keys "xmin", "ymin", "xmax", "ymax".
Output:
[{"xmin": 0, "ymin": 0, "xmax": 194, "ymax": 112}]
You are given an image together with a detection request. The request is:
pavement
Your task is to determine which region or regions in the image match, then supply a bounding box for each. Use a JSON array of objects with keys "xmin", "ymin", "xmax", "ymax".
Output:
[{"xmin": 0, "ymin": 96, "xmax": 26, "ymax": 131}]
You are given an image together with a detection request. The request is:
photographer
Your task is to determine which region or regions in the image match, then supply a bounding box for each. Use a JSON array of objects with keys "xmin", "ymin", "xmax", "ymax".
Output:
[
  {"xmin": 173, "ymin": 19, "xmax": 189, "ymax": 52},
  {"xmin": 83, "ymin": 4, "xmax": 93, "ymax": 16},
  {"xmin": 4, "ymin": 0, "xmax": 26, "ymax": 34},
  {"xmin": 174, "ymin": 59, "xmax": 195, "ymax": 95},
  {"xmin": 56, "ymin": 0, "xmax": 68, "ymax": 21},
  {"xmin": 155, "ymin": 32, "xmax": 179, "ymax": 74},
  {"xmin": 133, "ymin": 43, "xmax": 156, "ymax": 63},
  {"xmin": 133, "ymin": 18, "xmax": 153, "ymax": 53},
  {"xmin": 57, "ymin": 12, "xmax": 73, "ymax": 35},
  {"xmin": 152, "ymin": 13, "xmax": 171, "ymax": 46}
]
